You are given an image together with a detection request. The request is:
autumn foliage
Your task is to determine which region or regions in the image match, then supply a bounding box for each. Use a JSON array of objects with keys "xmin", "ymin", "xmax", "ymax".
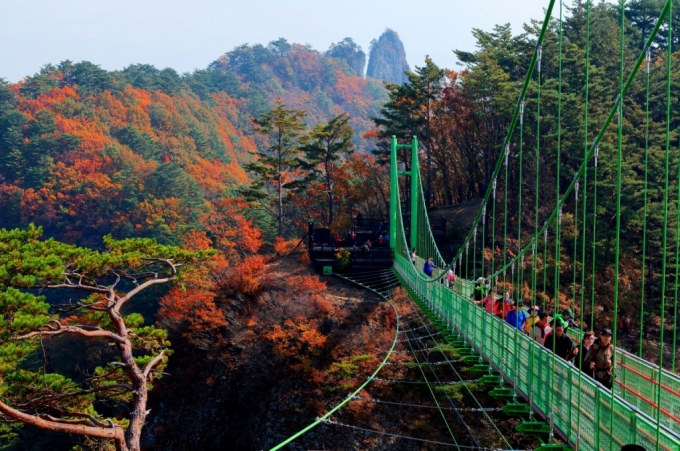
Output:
[
  {"xmin": 0, "ymin": 41, "xmax": 386, "ymax": 246},
  {"xmin": 159, "ymin": 287, "xmax": 227, "ymax": 337},
  {"xmin": 266, "ymin": 317, "xmax": 327, "ymax": 371}
]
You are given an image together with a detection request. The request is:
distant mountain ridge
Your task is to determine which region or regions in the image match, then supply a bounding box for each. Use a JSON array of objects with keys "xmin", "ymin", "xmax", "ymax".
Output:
[
  {"xmin": 0, "ymin": 38, "xmax": 388, "ymax": 246},
  {"xmin": 367, "ymin": 29, "xmax": 410, "ymax": 84}
]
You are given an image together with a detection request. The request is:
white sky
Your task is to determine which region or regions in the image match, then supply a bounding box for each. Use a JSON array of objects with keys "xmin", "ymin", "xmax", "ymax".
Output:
[{"xmin": 1, "ymin": 0, "xmax": 570, "ymax": 82}]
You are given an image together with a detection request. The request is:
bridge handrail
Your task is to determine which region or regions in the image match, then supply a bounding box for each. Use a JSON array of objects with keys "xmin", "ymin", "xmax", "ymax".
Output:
[{"xmin": 395, "ymin": 255, "xmax": 680, "ymax": 450}]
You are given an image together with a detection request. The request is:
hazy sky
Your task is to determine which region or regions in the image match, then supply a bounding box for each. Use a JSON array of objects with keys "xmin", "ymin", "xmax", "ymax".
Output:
[{"xmin": 1, "ymin": 0, "xmax": 565, "ymax": 82}]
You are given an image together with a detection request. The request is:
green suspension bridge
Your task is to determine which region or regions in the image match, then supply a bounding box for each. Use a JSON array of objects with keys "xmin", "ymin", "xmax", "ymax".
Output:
[{"xmin": 272, "ymin": 0, "xmax": 680, "ymax": 449}]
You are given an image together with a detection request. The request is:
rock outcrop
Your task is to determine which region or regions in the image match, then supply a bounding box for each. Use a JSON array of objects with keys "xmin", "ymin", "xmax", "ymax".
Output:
[
  {"xmin": 326, "ymin": 38, "xmax": 366, "ymax": 77},
  {"xmin": 367, "ymin": 29, "xmax": 410, "ymax": 84}
]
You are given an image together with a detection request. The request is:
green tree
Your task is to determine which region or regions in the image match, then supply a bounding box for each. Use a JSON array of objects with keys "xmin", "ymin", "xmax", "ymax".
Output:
[
  {"xmin": 243, "ymin": 99, "xmax": 307, "ymax": 236},
  {"xmin": 299, "ymin": 113, "xmax": 355, "ymax": 228},
  {"xmin": 372, "ymin": 57, "xmax": 445, "ymax": 206},
  {"xmin": 0, "ymin": 225, "xmax": 208, "ymax": 451}
]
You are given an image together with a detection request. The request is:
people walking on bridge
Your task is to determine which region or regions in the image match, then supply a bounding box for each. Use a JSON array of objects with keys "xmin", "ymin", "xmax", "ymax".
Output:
[
  {"xmin": 478, "ymin": 293, "xmax": 496, "ymax": 315},
  {"xmin": 472, "ymin": 277, "xmax": 488, "ymax": 302},
  {"xmin": 556, "ymin": 309, "xmax": 578, "ymax": 330},
  {"xmin": 531, "ymin": 312, "xmax": 552, "ymax": 346},
  {"xmin": 584, "ymin": 328, "xmax": 614, "ymax": 389},
  {"xmin": 447, "ymin": 268, "xmax": 455, "ymax": 289},
  {"xmin": 502, "ymin": 291, "xmax": 513, "ymax": 318},
  {"xmin": 544, "ymin": 320, "xmax": 578, "ymax": 362},
  {"xmin": 505, "ymin": 300, "xmax": 528, "ymax": 331},
  {"xmin": 579, "ymin": 331, "xmax": 596, "ymax": 378},
  {"xmin": 411, "ymin": 248, "xmax": 417, "ymax": 265},
  {"xmin": 423, "ymin": 257, "xmax": 437, "ymax": 277},
  {"xmin": 523, "ymin": 306, "xmax": 541, "ymax": 336}
]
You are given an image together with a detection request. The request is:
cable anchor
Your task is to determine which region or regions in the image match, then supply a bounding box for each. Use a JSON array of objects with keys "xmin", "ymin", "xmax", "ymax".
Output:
[
  {"xmin": 537, "ymin": 45, "xmax": 543, "ymax": 73},
  {"xmin": 504, "ymin": 144, "xmax": 510, "ymax": 167},
  {"xmin": 473, "ymin": 226, "xmax": 477, "ymax": 242},
  {"xmin": 558, "ymin": 208, "xmax": 563, "ymax": 226},
  {"xmin": 520, "ymin": 100, "xmax": 525, "ymax": 125},
  {"xmin": 594, "ymin": 143, "xmax": 599, "ymax": 167},
  {"xmin": 544, "ymin": 222, "xmax": 548, "ymax": 242},
  {"xmin": 492, "ymin": 178, "xmax": 497, "ymax": 199},
  {"xmin": 482, "ymin": 205, "xmax": 486, "ymax": 224}
]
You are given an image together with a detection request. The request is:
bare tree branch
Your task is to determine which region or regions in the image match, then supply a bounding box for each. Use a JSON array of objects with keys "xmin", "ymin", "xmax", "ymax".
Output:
[
  {"xmin": 114, "ymin": 277, "xmax": 173, "ymax": 313},
  {"xmin": 46, "ymin": 283, "xmax": 112, "ymax": 295},
  {"xmin": 143, "ymin": 351, "xmax": 166, "ymax": 380},
  {"xmin": 15, "ymin": 326, "xmax": 125, "ymax": 344},
  {"xmin": 0, "ymin": 399, "xmax": 127, "ymax": 450}
]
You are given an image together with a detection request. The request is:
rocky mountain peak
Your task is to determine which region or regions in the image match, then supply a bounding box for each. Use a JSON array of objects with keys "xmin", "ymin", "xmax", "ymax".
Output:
[{"xmin": 367, "ymin": 29, "xmax": 410, "ymax": 84}]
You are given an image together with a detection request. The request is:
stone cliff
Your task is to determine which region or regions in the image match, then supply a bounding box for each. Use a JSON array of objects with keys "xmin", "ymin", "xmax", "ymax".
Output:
[{"xmin": 367, "ymin": 29, "xmax": 410, "ymax": 84}]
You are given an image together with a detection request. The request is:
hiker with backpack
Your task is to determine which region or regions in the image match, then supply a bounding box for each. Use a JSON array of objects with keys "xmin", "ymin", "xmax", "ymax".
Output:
[{"xmin": 583, "ymin": 328, "xmax": 614, "ymax": 389}]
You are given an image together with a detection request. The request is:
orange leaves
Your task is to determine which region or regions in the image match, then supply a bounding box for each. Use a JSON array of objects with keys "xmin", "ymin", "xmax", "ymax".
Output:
[
  {"xmin": 229, "ymin": 255, "xmax": 266, "ymax": 296},
  {"xmin": 285, "ymin": 274, "xmax": 332, "ymax": 314},
  {"xmin": 202, "ymin": 197, "xmax": 262, "ymax": 258},
  {"xmin": 273, "ymin": 236, "xmax": 301, "ymax": 255},
  {"xmin": 286, "ymin": 274, "xmax": 326, "ymax": 295},
  {"xmin": 183, "ymin": 230, "xmax": 213, "ymax": 251},
  {"xmin": 159, "ymin": 287, "xmax": 227, "ymax": 336},
  {"xmin": 361, "ymin": 129, "xmax": 378, "ymax": 140},
  {"xmin": 265, "ymin": 316, "xmax": 327, "ymax": 370}
]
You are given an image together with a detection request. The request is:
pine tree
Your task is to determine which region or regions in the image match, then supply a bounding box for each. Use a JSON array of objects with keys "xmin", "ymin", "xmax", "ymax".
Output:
[
  {"xmin": 0, "ymin": 225, "xmax": 209, "ymax": 451},
  {"xmin": 298, "ymin": 113, "xmax": 355, "ymax": 228},
  {"xmin": 243, "ymin": 99, "xmax": 307, "ymax": 236}
]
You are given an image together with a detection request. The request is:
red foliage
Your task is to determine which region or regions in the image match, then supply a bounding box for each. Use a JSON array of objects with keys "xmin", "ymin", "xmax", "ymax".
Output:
[
  {"xmin": 229, "ymin": 254, "xmax": 266, "ymax": 296},
  {"xmin": 265, "ymin": 316, "xmax": 327, "ymax": 371},
  {"xmin": 159, "ymin": 287, "xmax": 227, "ymax": 336},
  {"xmin": 273, "ymin": 236, "xmax": 300, "ymax": 255},
  {"xmin": 202, "ymin": 198, "xmax": 263, "ymax": 258}
]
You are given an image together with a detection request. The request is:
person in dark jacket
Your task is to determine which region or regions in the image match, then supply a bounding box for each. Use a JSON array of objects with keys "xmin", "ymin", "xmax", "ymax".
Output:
[
  {"xmin": 579, "ymin": 330, "xmax": 596, "ymax": 378},
  {"xmin": 584, "ymin": 328, "xmax": 614, "ymax": 389},
  {"xmin": 472, "ymin": 277, "xmax": 488, "ymax": 302},
  {"xmin": 544, "ymin": 320, "xmax": 578, "ymax": 362}
]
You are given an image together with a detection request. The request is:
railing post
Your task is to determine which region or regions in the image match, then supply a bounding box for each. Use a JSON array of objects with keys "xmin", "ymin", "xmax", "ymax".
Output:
[
  {"xmin": 390, "ymin": 136, "xmax": 397, "ymax": 256},
  {"xmin": 410, "ymin": 136, "xmax": 419, "ymax": 251}
]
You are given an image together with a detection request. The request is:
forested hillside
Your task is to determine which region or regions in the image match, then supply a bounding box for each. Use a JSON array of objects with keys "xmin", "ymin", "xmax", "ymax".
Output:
[
  {"xmin": 4, "ymin": 2, "xmax": 680, "ymax": 450},
  {"xmin": 0, "ymin": 39, "xmax": 387, "ymax": 247},
  {"xmin": 368, "ymin": 0, "xmax": 680, "ymax": 340}
]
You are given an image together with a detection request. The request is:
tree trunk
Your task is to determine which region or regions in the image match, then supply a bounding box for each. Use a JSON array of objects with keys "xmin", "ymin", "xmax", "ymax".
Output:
[
  {"xmin": 0, "ymin": 399, "xmax": 128, "ymax": 451},
  {"xmin": 326, "ymin": 159, "xmax": 334, "ymax": 229},
  {"xmin": 278, "ymin": 151, "xmax": 283, "ymax": 237}
]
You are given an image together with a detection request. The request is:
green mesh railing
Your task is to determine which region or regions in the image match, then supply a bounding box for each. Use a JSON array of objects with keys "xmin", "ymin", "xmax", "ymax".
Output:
[
  {"xmin": 395, "ymin": 252, "xmax": 680, "ymax": 451},
  {"xmin": 393, "ymin": 162, "xmax": 680, "ymax": 449}
]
